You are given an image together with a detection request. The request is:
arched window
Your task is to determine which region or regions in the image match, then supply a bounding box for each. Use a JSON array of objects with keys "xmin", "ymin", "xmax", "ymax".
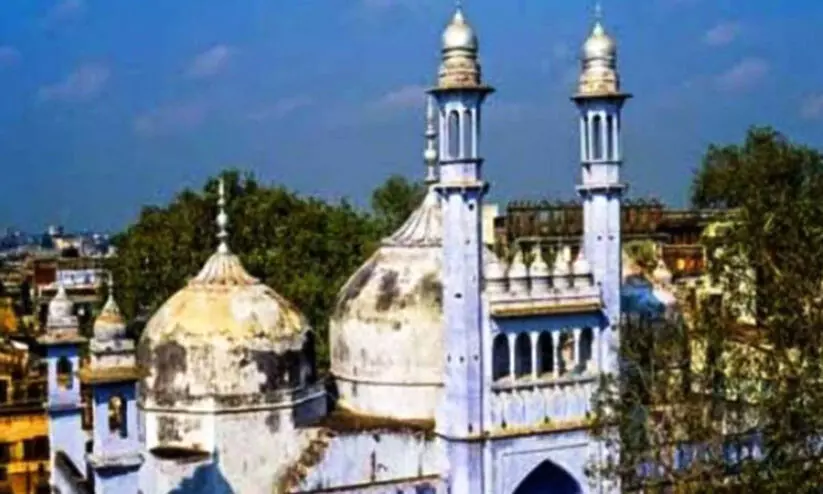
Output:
[
  {"xmin": 56, "ymin": 357, "xmax": 73, "ymax": 390},
  {"xmin": 108, "ymin": 395, "xmax": 127, "ymax": 438},
  {"xmin": 538, "ymin": 332, "xmax": 553, "ymax": 376},
  {"xmin": 447, "ymin": 110, "xmax": 460, "ymax": 159},
  {"xmin": 492, "ymin": 334, "xmax": 509, "ymax": 381},
  {"xmin": 581, "ymin": 115, "xmax": 590, "ymax": 162},
  {"xmin": 461, "ymin": 109, "xmax": 473, "ymax": 159},
  {"xmin": 605, "ymin": 115, "xmax": 614, "ymax": 161},
  {"xmin": 591, "ymin": 114, "xmax": 602, "ymax": 161},
  {"xmin": 579, "ymin": 328, "xmax": 594, "ymax": 373},
  {"xmin": 514, "ymin": 333, "xmax": 531, "ymax": 378},
  {"xmin": 303, "ymin": 332, "xmax": 317, "ymax": 383},
  {"xmin": 284, "ymin": 352, "xmax": 301, "ymax": 388}
]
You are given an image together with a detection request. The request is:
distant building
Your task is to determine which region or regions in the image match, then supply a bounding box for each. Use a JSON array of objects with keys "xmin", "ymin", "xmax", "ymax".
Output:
[{"xmin": 0, "ymin": 338, "xmax": 50, "ymax": 494}]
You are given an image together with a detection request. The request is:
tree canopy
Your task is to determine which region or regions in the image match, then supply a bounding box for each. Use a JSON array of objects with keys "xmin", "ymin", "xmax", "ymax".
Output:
[
  {"xmin": 110, "ymin": 170, "xmax": 423, "ymax": 369},
  {"xmin": 591, "ymin": 127, "xmax": 823, "ymax": 492}
]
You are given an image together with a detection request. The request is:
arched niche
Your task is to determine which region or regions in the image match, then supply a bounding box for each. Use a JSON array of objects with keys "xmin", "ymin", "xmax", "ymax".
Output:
[{"xmin": 513, "ymin": 460, "xmax": 582, "ymax": 494}]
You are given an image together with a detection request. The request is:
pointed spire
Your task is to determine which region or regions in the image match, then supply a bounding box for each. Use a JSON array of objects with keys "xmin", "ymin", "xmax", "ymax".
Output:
[
  {"xmin": 216, "ymin": 178, "xmax": 229, "ymax": 254},
  {"xmin": 424, "ymin": 96, "xmax": 438, "ymax": 185}
]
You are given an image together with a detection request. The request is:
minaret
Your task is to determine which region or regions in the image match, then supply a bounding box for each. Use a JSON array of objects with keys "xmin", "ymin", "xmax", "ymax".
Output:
[
  {"xmin": 78, "ymin": 274, "xmax": 143, "ymax": 493},
  {"xmin": 429, "ymin": 5, "xmax": 493, "ymax": 493},
  {"xmin": 39, "ymin": 283, "xmax": 87, "ymax": 486},
  {"xmin": 573, "ymin": 5, "xmax": 630, "ymax": 373}
]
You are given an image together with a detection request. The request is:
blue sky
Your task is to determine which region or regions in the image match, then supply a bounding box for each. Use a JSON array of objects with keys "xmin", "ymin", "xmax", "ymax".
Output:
[{"xmin": 1, "ymin": 0, "xmax": 822, "ymax": 232}]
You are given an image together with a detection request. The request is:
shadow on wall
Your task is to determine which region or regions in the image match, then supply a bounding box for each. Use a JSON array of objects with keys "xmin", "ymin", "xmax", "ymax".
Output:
[
  {"xmin": 513, "ymin": 460, "xmax": 582, "ymax": 494},
  {"xmin": 168, "ymin": 452, "xmax": 234, "ymax": 494}
]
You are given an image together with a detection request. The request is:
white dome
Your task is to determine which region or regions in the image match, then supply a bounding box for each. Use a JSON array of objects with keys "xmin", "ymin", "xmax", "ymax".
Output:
[
  {"xmin": 330, "ymin": 189, "xmax": 498, "ymax": 421},
  {"xmin": 139, "ymin": 248, "xmax": 314, "ymax": 413},
  {"xmin": 442, "ymin": 8, "xmax": 477, "ymax": 52}
]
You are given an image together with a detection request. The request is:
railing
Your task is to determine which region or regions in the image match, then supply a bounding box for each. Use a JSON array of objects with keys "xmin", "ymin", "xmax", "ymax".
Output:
[{"xmin": 489, "ymin": 372, "xmax": 597, "ymax": 431}]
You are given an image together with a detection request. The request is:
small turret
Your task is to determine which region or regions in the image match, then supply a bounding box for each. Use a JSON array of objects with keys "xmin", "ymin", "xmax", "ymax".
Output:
[
  {"xmin": 507, "ymin": 245, "xmax": 530, "ymax": 296},
  {"xmin": 552, "ymin": 246, "xmax": 572, "ymax": 290},
  {"xmin": 529, "ymin": 243, "xmax": 550, "ymax": 296},
  {"xmin": 485, "ymin": 252, "xmax": 508, "ymax": 297},
  {"xmin": 572, "ymin": 249, "xmax": 593, "ymax": 289}
]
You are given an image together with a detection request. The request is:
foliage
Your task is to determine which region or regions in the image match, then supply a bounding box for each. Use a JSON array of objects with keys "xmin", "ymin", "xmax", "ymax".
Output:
[
  {"xmin": 591, "ymin": 127, "xmax": 823, "ymax": 492},
  {"xmin": 111, "ymin": 170, "xmax": 423, "ymax": 369},
  {"xmin": 370, "ymin": 174, "xmax": 427, "ymax": 237}
]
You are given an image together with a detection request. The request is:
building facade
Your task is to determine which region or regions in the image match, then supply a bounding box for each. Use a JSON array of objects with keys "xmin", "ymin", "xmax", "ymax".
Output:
[{"xmin": 42, "ymin": 6, "xmax": 679, "ymax": 494}]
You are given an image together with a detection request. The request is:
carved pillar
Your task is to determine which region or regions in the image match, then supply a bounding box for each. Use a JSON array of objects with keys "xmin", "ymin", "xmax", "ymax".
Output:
[
  {"xmin": 529, "ymin": 331, "xmax": 539, "ymax": 379},
  {"xmin": 591, "ymin": 327, "xmax": 600, "ymax": 373},
  {"xmin": 551, "ymin": 331, "xmax": 561, "ymax": 379},
  {"xmin": 507, "ymin": 333, "xmax": 516, "ymax": 381}
]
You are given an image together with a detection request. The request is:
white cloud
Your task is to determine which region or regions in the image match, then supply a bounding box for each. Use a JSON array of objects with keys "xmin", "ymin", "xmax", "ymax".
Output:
[
  {"xmin": 0, "ymin": 46, "xmax": 20, "ymax": 67},
  {"xmin": 703, "ymin": 22, "xmax": 742, "ymax": 46},
  {"xmin": 185, "ymin": 45, "xmax": 234, "ymax": 79},
  {"xmin": 800, "ymin": 94, "xmax": 823, "ymax": 120},
  {"xmin": 38, "ymin": 63, "xmax": 110, "ymax": 102},
  {"xmin": 41, "ymin": 0, "xmax": 85, "ymax": 28},
  {"xmin": 134, "ymin": 101, "xmax": 208, "ymax": 136},
  {"xmin": 715, "ymin": 57, "xmax": 769, "ymax": 91},
  {"xmin": 369, "ymin": 84, "xmax": 427, "ymax": 113},
  {"xmin": 247, "ymin": 96, "xmax": 313, "ymax": 122}
]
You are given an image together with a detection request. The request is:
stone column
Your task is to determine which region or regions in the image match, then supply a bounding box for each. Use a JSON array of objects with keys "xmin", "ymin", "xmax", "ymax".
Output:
[
  {"xmin": 551, "ymin": 331, "xmax": 561, "ymax": 379},
  {"xmin": 600, "ymin": 112, "xmax": 608, "ymax": 160},
  {"xmin": 507, "ymin": 333, "xmax": 516, "ymax": 380},
  {"xmin": 529, "ymin": 331, "xmax": 539, "ymax": 379}
]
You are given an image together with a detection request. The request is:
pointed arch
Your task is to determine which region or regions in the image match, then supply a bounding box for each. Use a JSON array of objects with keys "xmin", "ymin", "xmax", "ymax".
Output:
[
  {"xmin": 447, "ymin": 110, "xmax": 460, "ymax": 159},
  {"xmin": 591, "ymin": 114, "xmax": 603, "ymax": 161},
  {"xmin": 513, "ymin": 460, "xmax": 582, "ymax": 494},
  {"xmin": 514, "ymin": 333, "xmax": 531, "ymax": 378},
  {"xmin": 605, "ymin": 115, "xmax": 615, "ymax": 161},
  {"xmin": 537, "ymin": 332, "xmax": 553, "ymax": 375},
  {"xmin": 303, "ymin": 331, "xmax": 317, "ymax": 383},
  {"xmin": 56, "ymin": 357, "xmax": 73, "ymax": 390},
  {"xmin": 492, "ymin": 333, "xmax": 509, "ymax": 381},
  {"xmin": 579, "ymin": 327, "xmax": 594, "ymax": 373},
  {"xmin": 108, "ymin": 395, "xmax": 127, "ymax": 438},
  {"xmin": 461, "ymin": 109, "xmax": 473, "ymax": 158}
]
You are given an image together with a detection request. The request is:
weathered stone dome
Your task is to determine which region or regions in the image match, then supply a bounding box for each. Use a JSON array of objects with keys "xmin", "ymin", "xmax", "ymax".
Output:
[
  {"xmin": 138, "ymin": 247, "xmax": 314, "ymax": 413},
  {"xmin": 330, "ymin": 189, "xmax": 498, "ymax": 421}
]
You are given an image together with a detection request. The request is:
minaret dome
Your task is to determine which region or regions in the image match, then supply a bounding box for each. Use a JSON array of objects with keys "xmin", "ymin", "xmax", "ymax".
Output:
[
  {"xmin": 442, "ymin": 7, "xmax": 477, "ymax": 52},
  {"xmin": 577, "ymin": 5, "xmax": 621, "ymax": 97},
  {"xmin": 437, "ymin": 5, "xmax": 485, "ymax": 89}
]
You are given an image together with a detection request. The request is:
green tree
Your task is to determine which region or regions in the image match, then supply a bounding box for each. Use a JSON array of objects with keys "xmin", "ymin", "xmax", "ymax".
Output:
[
  {"xmin": 591, "ymin": 127, "xmax": 823, "ymax": 492},
  {"xmin": 370, "ymin": 174, "xmax": 427, "ymax": 237},
  {"xmin": 110, "ymin": 169, "xmax": 383, "ymax": 369}
]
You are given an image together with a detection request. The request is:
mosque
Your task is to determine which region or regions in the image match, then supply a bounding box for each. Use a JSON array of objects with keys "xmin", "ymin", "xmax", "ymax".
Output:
[{"xmin": 39, "ymin": 5, "xmax": 676, "ymax": 494}]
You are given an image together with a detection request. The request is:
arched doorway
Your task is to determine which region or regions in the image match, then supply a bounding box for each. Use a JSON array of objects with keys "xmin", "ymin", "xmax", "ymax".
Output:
[{"xmin": 513, "ymin": 460, "xmax": 582, "ymax": 494}]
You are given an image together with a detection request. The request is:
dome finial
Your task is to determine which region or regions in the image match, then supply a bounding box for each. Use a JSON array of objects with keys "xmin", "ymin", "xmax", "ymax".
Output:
[
  {"xmin": 424, "ymin": 96, "xmax": 438, "ymax": 185},
  {"xmin": 216, "ymin": 177, "xmax": 229, "ymax": 254},
  {"xmin": 594, "ymin": 1, "xmax": 603, "ymax": 22}
]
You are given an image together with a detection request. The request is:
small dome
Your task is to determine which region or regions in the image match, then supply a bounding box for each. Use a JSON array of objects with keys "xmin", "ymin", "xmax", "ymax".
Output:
[
  {"xmin": 442, "ymin": 8, "xmax": 477, "ymax": 52},
  {"xmin": 139, "ymin": 247, "xmax": 313, "ymax": 411},
  {"xmin": 93, "ymin": 294, "xmax": 126, "ymax": 342},
  {"xmin": 47, "ymin": 284, "xmax": 77, "ymax": 330},
  {"xmin": 582, "ymin": 22, "xmax": 616, "ymax": 62}
]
